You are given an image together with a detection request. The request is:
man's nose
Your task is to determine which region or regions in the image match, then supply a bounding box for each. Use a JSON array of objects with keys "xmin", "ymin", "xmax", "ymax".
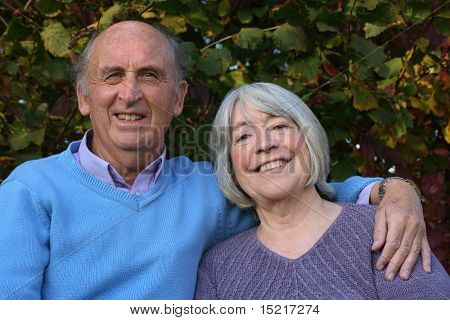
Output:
[
  {"xmin": 118, "ymin": 75, "xmax": 142, "ymax": 105},
  {"xmin": 256, "ymin": 130, "xmax": 278, "ymax": 153}
]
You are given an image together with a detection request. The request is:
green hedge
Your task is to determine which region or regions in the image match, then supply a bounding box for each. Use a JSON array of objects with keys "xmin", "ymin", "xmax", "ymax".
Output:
[{"xmin": 0, "ymin": 0, "xmax": 449, "ymax": 269}]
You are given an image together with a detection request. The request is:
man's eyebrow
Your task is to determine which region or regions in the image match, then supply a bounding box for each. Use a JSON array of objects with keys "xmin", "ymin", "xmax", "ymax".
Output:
[
  {"xmin": 136, "ymin": 65, "xmax": 165, "ymax": 75},
  {"xmin": 99, "ymin": 65, "xmax": 166, "ymax": 76},
  {"xmin": 99, "ymin": 66, "xmax": 124, "ymax": 75}
]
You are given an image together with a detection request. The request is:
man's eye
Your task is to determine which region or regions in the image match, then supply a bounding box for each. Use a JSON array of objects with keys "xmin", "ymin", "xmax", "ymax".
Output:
[
  {"xmin": 105, "ymin": 73, "xmax": 122, "ymax": 83},
  {"xmin": 141, "ymin": 72, "xmax": 158, "ymax": 79}
]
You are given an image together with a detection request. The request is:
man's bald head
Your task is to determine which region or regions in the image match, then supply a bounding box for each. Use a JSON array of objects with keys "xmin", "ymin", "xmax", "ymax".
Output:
[{"xmin": 74, "ymin": 21, "xmax": 189, "ymax": 96}]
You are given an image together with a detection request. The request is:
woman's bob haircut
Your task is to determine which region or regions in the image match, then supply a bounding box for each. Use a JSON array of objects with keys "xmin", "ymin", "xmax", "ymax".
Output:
[{"xmin": 209, "ymin": 82, "xmax": 335, "ymax": 208}]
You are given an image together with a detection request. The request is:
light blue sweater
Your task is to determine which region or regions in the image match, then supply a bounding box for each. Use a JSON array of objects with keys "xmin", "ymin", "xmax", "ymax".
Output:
[{"xmin": 0, "ymin": 141, "xmax": 378, "ymax": 299}]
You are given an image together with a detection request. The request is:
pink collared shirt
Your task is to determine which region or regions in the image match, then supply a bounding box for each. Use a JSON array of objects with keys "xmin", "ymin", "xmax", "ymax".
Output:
[{"xmin": 73, "ymin": 130, "xmax": 165, "ymax": 195}]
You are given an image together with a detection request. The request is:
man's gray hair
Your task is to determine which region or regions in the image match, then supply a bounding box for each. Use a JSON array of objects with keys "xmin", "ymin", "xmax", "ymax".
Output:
[
  {"xmin": 72, "ymin": 25, "xmax": 190, "ymax": 96},
  {"xmin": 209, "ymin": 82, "xmax": 335, "ymax": 208}
]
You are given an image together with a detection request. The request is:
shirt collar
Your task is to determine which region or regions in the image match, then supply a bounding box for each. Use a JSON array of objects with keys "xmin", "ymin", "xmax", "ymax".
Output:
[{"xmin": 77, "ymin": 129, "xmax": 166, "ymax": 192}]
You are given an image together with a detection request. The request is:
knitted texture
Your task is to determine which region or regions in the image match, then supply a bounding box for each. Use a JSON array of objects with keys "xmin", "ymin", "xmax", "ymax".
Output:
[
  {"xmin": 195, "ymin": 204, "xmax": 450, "ymax": 300},
  {"xmin": 0, "ymin": 141, "xmax": 374, "ymax": 299}
]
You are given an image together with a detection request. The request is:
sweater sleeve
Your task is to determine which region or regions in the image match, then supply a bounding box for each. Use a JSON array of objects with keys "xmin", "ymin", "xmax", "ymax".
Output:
[
  {"xmin": 0, "ymin": 178, "xmax": 50, "ymax": 299},
  {"xmin": 330, "ymin": 176, "xmax": 382, "ymax": 203},
  {"xmin": 194, "ymin": 253, "xmax": 219, "ymax": 300},
  {"xmin": 372, "ymin": 251, "xmax": 450, "ymax": 299}
]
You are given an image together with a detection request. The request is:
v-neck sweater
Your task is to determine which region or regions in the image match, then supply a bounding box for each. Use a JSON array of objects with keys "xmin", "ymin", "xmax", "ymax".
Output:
[{"xmin": 195, "ymin": 204, "xmax": 450, "ymax": 300}]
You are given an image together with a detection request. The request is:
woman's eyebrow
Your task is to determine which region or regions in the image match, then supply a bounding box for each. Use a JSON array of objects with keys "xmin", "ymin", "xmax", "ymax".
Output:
[{"xmin": 232, "ymin": 121, "xmax": 250, "ymax": 131}]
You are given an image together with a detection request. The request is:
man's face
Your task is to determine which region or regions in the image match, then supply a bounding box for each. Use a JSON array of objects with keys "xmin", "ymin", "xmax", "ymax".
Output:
[{"xmin": 77, "ymin": 23, "xmax": 187, "ymax": 161}]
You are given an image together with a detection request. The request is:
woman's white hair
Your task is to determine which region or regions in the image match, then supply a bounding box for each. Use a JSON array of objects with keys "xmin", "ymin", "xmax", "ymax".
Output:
[{"xmin": 209, "ymin": 82, "xmax": 335, "ymax": 208}]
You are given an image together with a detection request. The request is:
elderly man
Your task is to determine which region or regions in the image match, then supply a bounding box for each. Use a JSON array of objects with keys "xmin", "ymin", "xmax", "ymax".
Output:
[{"xmin": 0, "ymin": 21, "xmax": 429, "ymax": 299}]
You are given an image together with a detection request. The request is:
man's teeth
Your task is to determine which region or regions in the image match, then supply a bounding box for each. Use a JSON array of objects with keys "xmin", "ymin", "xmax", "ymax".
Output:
[
  {"xmin": 116, "ymin": 114, "xmax": 144, "ymax": 121},
  {"xmin": 259, "ymin": 160, "xmax": 287, "ymax": 172}
]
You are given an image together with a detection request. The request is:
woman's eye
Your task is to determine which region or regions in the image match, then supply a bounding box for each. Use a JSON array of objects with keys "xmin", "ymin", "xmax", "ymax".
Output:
[
  {"xmin": 236, "ymin": 134, "xmax": 251, "ymax": 143},
  {"xmin": 273, "ymin": 123, "xmax": 288, "ymax": 130}
]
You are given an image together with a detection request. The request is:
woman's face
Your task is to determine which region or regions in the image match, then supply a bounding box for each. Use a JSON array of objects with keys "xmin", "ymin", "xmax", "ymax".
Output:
[{"xmin": 230, "ymin": 104, "xmax": 311, "ymax": 204}]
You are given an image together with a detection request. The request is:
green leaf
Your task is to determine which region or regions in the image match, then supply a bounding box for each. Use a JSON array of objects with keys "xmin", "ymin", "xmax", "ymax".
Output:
[
  {"xmin": 324, "ymin": 92, "xmax": 348, "ymax": 104},
  {"xmin": 331, "ymin": 155, "xmax": 357, "ymax": 181},
  {"xmin": 5, "ymin": 61, "xmax": 19, "ymax": 76},
  {"xmin": 289, "ymin": 56, "xmax": 321, "ymax": 81},
  {"xmin": 2, "ymin": 19, "xmax": 34, "ymax": 41},
  {"xmin": 0, "ymin": 135, "xmax": 7, "ymax": 146},
  {"xmin": 217, "ymin": 0, "xmax": 230, "ymax": 18},
  {"xmin": 351, "ymin": 35, "xmax": 385, "ymax": 67},
  {"xmin": 197, "ymin": 48, "xmax": 232, "ymax": 76},
  {"xmin": 369, "ymin": 108, "xmax": 395, "ymax": 124},
  {"xmin": 415, "ymin": 37, "xmax": 430, "ymax": 52},
  {"xmin": 235, "ymin": 28, "xmax": 264, "ymax": 49},
  {"xmin": 252, "ymin": 5, "xmax": 269, "ymax": 18},
  {"xmin": 40, "ymin": 21, "xmax": 71, "ymax": 57},
  {"xmin": 160, "ymin": 16, "xmax": 187, "ymax": 34},
  {"xmin": 272, "ymin": 24, "xmax": 307, "ymax": 52},
  {"xmin": 36, "ymin": 0, "xmax": 62, "ymax": 17},
  {"xmin": 351, "ymin": 84, "xmax": 378, "ymax": 111},
  {"xmin": 180, "ymin": 41, "xmax": 199, "ymax": 63},
  {"xmin": 8, "ymin": 127, "xmax": 45, "ymax": 151},
  {"xmin": 354, "ymin": 0, "xmax": 383, "ymax": 11},
  {"xmin": 220, "ymin": 70, "xmax": 246, "ymax": 87},
  {"xmin": 392, "ymin": 109, "xmax": 414, "ymax": 137},
  {"xmin": 437, "ymin": 8, "xmax": 450, "ymax": 19},
  {"xmin": 364, "ymin": 23, "xmax": 387, "ymax": 38},
  {"xmin": 99, "ymin": 4, "xmax": 122, "ymax": 30},
  {"xmin": 184, "ymin": 10, "xmax": 210, "ymax": 29},
  {"xmin": 237, "ymin": 9, "xmax": 253, "ymax": 24},
  {"xmin": 15, "ymin": 148, "xmax": 43, "ymax": 165},
  {"xmin": 376, "ymin": 57, "xmax": 403, "ymax": 79},
  {"xmin": 433, "ymin": 18, "xmax": 450, "ymax": 36},
  {"xmin": 315, "ymin": 8, "xmax": 344, "ymax": 32}
]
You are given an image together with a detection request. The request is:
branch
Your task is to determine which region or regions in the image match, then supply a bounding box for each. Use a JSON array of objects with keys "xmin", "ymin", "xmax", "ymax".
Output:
[
  {"xmin": 200, "ymin": 25, "xmax": 280, "ymax": 51},
  {"xmin": 23, "ymin": 0, "xmax": 32, "ymax": 10},
  {"xmin": 0, "ymin": 14, "xmax": 7, "ymax": 28}
]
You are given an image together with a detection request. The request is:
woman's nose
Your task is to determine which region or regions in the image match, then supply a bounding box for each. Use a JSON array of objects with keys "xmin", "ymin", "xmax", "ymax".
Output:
[{"xmin": 256, "ymin": 130, "xmax": 278, "ymax": 153}]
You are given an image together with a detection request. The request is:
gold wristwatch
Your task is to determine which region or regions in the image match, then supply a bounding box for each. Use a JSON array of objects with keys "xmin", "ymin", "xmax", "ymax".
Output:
[{"xmin": 378, "ymin": 177, "xmax": 421, "ymax": 202}]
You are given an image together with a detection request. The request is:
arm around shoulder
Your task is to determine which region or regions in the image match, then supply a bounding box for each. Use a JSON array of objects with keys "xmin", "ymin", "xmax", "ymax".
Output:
[
  {"xmin": 330, "ymin": 176, "xmax": 382, "ymax": 203},
  {"xmin": 0, "ymin": 178, "xmax": 50, "ymax": 299},
  {"xmin": 372, "ymin": 250, "xmax": 450, "ymax": 299}
]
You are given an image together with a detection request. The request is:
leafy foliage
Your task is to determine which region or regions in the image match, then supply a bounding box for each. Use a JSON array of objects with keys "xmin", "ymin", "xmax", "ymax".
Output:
[{"xmin": 0, "ymin": 0, "xmax": 449, "ymax": 269}]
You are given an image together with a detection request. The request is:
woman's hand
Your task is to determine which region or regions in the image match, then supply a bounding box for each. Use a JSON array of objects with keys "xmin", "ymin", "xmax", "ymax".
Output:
[{"xmin": 370, "ymin": 179, "xmax": 431, "ymax": 281}]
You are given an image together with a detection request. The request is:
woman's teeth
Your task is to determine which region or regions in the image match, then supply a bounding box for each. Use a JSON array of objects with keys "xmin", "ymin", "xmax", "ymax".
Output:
[
  {"xmin": 116, "ymin": 114, "xmax": 144, "ymax": 121},
  {"xmin": 259, "ymin": 160, "xmax": 287, "ymax": 172}
]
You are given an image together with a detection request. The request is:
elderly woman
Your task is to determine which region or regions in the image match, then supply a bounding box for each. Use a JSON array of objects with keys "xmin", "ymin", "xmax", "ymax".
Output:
[{"xmin": 195, "ymin": 83, "xmax": 450, "ymax": 299}]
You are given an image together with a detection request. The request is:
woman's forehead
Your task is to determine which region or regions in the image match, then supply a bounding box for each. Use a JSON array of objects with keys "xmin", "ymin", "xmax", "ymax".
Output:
[{"xmin": 231, "ymin": 103, "xmax": 289, "ymax": 126}]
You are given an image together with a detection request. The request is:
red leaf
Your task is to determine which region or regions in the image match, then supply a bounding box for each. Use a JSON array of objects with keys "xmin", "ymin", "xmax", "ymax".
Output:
[
  {"xmin": 306, "ymin": 92, "xmax": 324, "ymax": 107},
  {"xmin": 50, "ymin": 94, "xmax": 71, "ymax": 120},
  {"xmin": 421, "ymin": 172, "xmax": 444, "ymax": 198},
  {"xmin": 323, "ymin": 61, "xmax": 339, "ymax": 76},
  {"xmin": 434, "ymin": 148, "xmax": 449, "ymax": 157}
]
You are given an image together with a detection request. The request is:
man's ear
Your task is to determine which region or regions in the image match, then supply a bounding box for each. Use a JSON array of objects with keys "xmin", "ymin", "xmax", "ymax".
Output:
[
  {"xmin": 173, "ymin": 81, "xmax": 188, "ymax": 117},
  {"xmin": 76, "ymin": 85, "xmax": 90, "ymax": 116}
]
